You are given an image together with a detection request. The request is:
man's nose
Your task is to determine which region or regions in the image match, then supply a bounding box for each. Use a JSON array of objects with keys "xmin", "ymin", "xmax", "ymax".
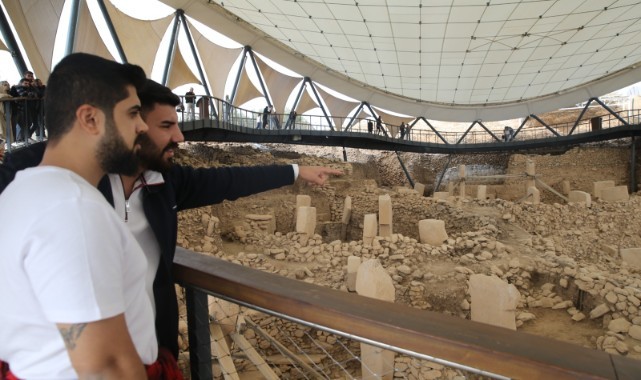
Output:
[{"xmin": 137, "ymin": 119, "xmax": 149, "ymax": 134}]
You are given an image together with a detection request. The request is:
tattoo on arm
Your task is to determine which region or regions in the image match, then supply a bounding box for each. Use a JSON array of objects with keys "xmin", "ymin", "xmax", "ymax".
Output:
[{"xmin": 58, "ymin": 323, "xmax": 87, "ymax": 350}]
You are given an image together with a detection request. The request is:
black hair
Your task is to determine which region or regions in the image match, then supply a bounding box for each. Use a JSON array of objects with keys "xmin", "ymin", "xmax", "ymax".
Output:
[
  {"xmin": 44, "ymin": 53, "xmax": 146, "ymax": 142},
  {"xmin": 138, "ymin": 79, "xmax": 181, "ymax": 117}
]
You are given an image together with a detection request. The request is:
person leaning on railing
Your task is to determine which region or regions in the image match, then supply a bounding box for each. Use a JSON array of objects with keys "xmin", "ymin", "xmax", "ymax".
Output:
[{"xmin": 0, "ymin": 78, "xmax": 344, "ymax": 371}]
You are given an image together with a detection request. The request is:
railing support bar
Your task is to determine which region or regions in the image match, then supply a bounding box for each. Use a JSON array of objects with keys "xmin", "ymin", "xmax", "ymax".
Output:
[{"xmin": 186, "ymin": 287, "xmax": 213, "ymax": 380}]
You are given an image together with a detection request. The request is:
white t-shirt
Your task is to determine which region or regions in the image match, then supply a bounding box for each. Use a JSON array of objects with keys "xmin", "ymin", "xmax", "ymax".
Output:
[
  {"xmin": 109, "ymin": 172, "xmax": 163, "ymax": 315},
  {"xmin": 0, "ymin": 166, "xmax": 157, "ymax": 379}
]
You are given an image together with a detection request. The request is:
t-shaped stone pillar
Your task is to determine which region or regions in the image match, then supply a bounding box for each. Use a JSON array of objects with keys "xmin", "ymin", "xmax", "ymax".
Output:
[{"xmin": 378, "ymin": 194, "xmax": 393, "ymax": 237}]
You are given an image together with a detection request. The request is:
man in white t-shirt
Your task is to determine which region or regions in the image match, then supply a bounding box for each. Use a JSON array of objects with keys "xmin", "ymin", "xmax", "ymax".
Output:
[{"xmin": 0, "ymin": 54, "xmax": 159, "ymax": 379}]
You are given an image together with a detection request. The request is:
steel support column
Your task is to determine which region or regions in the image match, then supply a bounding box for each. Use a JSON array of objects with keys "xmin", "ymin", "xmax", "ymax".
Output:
[
  {"xmin": 417, "ymin": 117, "xmax": 448, "ymax": 144},
  {"xmin": 396, "ymin": 151, "xmax": 414, "ymax": 188},
  {"xmin": 229, "ymin": 47, "xmax": 248, "ymax": 104},
  {"xmin": 363, "ymin": 102, "xmax": 389, "ymax": 137},
  {"xmin": 568, "ymin": 99, "xmax": 594, "ymax": 136},
  {"xmin": 247, "ymin": 48, "xmax": 271, "ymax": 107},
  {"xmin": 434, "ymin": 155, "xmax": 453, "ymax": 195},
  {"xmin": 344, "ymin": 102, "xmax": 364, "ymax": 132},
  {"xmin": 0, "ymin": 6, "xmax": 27, "ymax": 74},
  {"xmin": 179, "ymin": 11, "xmax": 217, "ymax": 119},
  {"xmin": 307, "ymin": 78, "xmax": 334, "ymax": 131},
  {"xmin": 185, "ymin": 288, "xmax": 213, "ymax": 379},
  {"xmin": 456, "ymin": 121, "xmax": 478, "ymax": 145},
  {"xmin": 631, "ymin": 136, "xmax": 637, "ymax": 193},
  {"xmin": 96, "ymin": 0, "xmax": 127, "ymax": 62},
  {"xmin": 161, "ymin": 13, "xmax": 180, "ymax": 86},
  {"xmin": 65, "ymin": 0, "xmax": 81, "ymax": 56}
]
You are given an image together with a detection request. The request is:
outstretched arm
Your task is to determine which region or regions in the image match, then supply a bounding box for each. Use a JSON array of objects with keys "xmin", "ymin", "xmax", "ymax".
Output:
[{"xmin": 297, "ymin": 166, "xmax": 344, "ymax": 186}]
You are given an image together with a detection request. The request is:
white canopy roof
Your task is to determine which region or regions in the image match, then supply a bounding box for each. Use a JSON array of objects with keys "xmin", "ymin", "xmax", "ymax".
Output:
[
  {"xmin": 160, "ymin": 0, "xmax": 641, "ymax": 121},
  {"xmin": 4, "ymin": 0, "xmax": 641, "ymax": 122}
]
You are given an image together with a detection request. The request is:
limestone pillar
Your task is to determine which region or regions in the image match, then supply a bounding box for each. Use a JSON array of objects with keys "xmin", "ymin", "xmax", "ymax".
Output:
[
  {"xmin": 296, "ymin": 194, "xmax": 311, "ymax": 209},
  {"xmin": 525, "ymin": 159, "xmax": 536, "ymax": 190},
  {"xmin": 459, "ymin": 165, "xmax": 466, "ymax": 198},
  {"xmin": 340, "ymin": 196, "xmax": 352, "ymax": 240},
  {"xmin": 356, "ymin": 259, "xmax": 395, "ymax": 380},
  {"xmin": 527, "ymin": 186, "xmax": 540, "ymax": 205},
  {"xmin": 346, "ymin": 256, "xmax": 361, "ymax": 291},
  {"xmin": 568, "ymin": 190, "xmax": 591, "ymax": 207},
  {"xmin": 378, "ymin": 194, "xmax": 393, "ymax": 237},
  {"xmin": 469, "ymin": 274, "xmax": 521, "ymax": 330},
  {"xmin": 601, "ymin": 186, "xmax": 629, "ymax": 202},
  {"xmin": 447, "ymin": 181, "xmax": 454, "ymax": 195},
  {"xmin": 413, "ymin": 182, "xmax": 425, "ymax": 196},
  {"xmin": 418, "ymin": 219, "xmax": 448, "ymax": 246},
  {"xmin": 295, "ymin": 206, "xmax": 316, "ymax": 236},
  {"xmin": 593, "ymin": 180, "xmax": 615, "ymax": 199},
  {"xmin": 476, "ymin": 185, "xmax": 487, "ymax": 200},
  {"xmin": 562, "ymin": 180, "xmax": 571, "ymax": 195},
  {"xmin": 433, "ymin": 192, "xmax": 450, "ymax": 200},
  {"xmin": 363, "ymin": 213, "xmax": 378, "ymax": 246}
]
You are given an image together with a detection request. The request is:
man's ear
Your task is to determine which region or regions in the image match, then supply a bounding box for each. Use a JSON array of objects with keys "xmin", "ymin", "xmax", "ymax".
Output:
[{"xmin": 76, "ymin": 104, "xmax": 103, "ymax": 135}]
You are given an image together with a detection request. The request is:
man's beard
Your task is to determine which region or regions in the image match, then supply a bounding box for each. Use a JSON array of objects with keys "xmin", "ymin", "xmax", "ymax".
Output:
[
  {"xmin": 135, "ymin": 133, "xmax": 178, "ymax": 173},
  {"xmin": 96, "ymin": 115, "xmax": 141, "ymax": 176}
]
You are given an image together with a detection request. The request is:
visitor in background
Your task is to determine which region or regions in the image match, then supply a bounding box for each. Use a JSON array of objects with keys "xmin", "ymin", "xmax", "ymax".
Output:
[{"xmin": 184, "ymin": 87, "xmax": 195, "ymax": 121}]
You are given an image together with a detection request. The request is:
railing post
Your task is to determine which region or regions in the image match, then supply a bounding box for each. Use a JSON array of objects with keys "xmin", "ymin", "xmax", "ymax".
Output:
[{"xmin": 185, "ymin": 287, "xmax": 213, "ymax": 380}]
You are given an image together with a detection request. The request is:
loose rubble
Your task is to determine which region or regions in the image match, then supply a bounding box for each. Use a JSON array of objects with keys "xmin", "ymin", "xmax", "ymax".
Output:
[{"xmin": 172, "ymin": 142, "xmax": 641, "ymax": 378}]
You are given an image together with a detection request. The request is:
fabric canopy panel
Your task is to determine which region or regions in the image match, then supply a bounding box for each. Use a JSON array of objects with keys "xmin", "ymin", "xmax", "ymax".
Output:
[
  {"xmin": 372, "ymin": 107, "xmax": 414, "ymax": 129},
  {"xmin": 314, "ymin": 85, "xmax": 359, "ymax": 132},
  {"xmin": 294, "ymin": 86, "xmax": 318, "ymax": 115},
  {"xmin": 73, "ymin": 0, "xmax": 114, "ymax": 62},
  {"xmin": 254, "ymin": 55, "xmax": 301, "ymax": 115},
  {"xmin": 168, "ymin": 42, "xmax": 200, "ymax": 90},
  {"xmin": 3, "ymin": 0, "xmax": 65, "ymax": 80},
  {"xmin": 103, "ymin": 0, "xmax": 173, "ymax": 75},
  {"xmin": 349, "ymin": 108, "xmax": 372, "ymax": 131},
  {"xmin": 189, "ymin": 21, "xmax": 242, "ymax": 100},
  {"xmin": 234, "ymin": 68, "xmax": 263, "ymax": 107}
]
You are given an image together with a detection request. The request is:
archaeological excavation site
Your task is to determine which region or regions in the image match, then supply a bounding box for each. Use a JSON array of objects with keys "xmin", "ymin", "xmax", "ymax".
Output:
[{"xmin": 169, "ymin": 140, "xmax": 641, "ymax": 379}]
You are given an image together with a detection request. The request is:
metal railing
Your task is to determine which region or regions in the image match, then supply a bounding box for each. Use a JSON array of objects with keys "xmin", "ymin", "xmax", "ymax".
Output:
[
  {"xmin": 175, "ymin": 96, "xmax": 641, "ymax": 148},
  {"xmin": 1, "ymin": 97, "xmax": 46, "ymax": 153},
  {"xmin": 174, "ymin": 247, "xmax": 641, "ymax": 380}
]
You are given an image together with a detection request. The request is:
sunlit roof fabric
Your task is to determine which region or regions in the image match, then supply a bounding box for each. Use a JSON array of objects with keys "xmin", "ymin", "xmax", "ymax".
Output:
[
  {"xmin": 234, "ymin": 68, "xmax": 263, "ymax": 107},
  {"xmin": 314, "ymin": 85, "xmax": 359, "ymax": 132},
  {"xmin": 73, "ymin": 1, "xmax": 115, "ymax": 62},
  {"xmin": 169, "ymin": 42, "xmax": 201, "ymax": 90},
  {"xmin": 4, "ymin": 0, "xmax": 65, "ymax": 80},
  {"xmin": 295, "ymin": 87, "xmax": 320, "ymax": 115},
  {"xmin": 104, "ymin": 0, "xmax": 173, "ymax": 75},
  {"xmin": 254, "ymin": 54, "xmax": 302, "ymax": 114},
  {"xmin": 188, "ymin": 21, "xmax": 243, "ymax": 99},
  {"xmin": 159, "ymin": 0, "xmax": 641, "ymax": 121}
]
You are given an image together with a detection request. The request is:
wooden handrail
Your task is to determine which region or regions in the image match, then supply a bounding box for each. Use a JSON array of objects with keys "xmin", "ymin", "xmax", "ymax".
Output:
[{"xmin": 173, "ymin": 248, "xmax": 641, "ymax": 379}]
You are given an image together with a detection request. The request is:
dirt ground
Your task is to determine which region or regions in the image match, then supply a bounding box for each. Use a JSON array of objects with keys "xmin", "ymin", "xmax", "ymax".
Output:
[{"xmin": 173, "ymin": 139, "xmax": 641, "ymax": 377}]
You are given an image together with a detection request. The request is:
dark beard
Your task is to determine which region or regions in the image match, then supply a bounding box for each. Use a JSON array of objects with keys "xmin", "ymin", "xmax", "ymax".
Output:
[
  {"xmin": 96, "ymin": 116, "xmax": 141, "ymax": 176},
  {"xmin": 135, "ymin": 133, "xmax": 177, "ymax": 173}
]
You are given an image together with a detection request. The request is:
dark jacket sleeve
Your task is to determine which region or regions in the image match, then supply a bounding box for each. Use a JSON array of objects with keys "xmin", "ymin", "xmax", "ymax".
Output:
[
  {"xmin": 169, "ymin": 164, "xmax": 295, "ymax": 211},
  {"xmin": 0, "ymin": 142, "xmax": 46, "ymax": 194}
]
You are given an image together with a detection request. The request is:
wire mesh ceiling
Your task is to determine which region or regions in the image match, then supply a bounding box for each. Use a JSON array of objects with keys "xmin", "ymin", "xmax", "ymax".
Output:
[{"xmin": 168, "ymin": 0, "xmax": 641, "ymax": 120}]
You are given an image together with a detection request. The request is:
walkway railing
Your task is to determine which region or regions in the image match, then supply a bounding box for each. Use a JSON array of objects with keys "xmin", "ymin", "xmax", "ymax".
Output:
[
  {"xmin": 176, "ymin": 95, "xmax": 641, "ymax": 148},
  {"xmin": 174, "ymin": 247, "xmax": 641, "ymax": 379}
]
